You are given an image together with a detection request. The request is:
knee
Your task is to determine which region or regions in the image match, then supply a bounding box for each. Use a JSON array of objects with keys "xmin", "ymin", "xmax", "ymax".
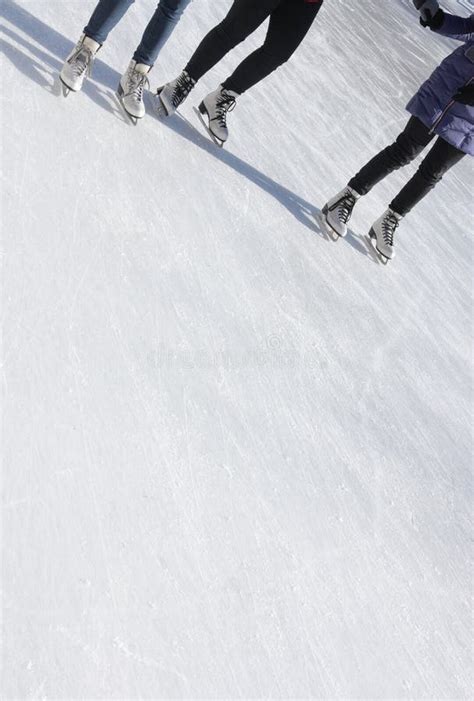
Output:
[
  {"xmin": 215, "ymin": 15, "xmax": 256, "ymax": 48},
  {"xmin": 260, "ymin": 38, "xmax": 294, "ymax": 67},
  {"xmin": 264, "ymin": 49, "xmax": 291, "ymax": 68},
  {"xmin": 418, "ymin": 159, "xmax": 443, "ymax": 186},
  {"xmin": 157, "ymin": 0, "xmax": 186, "ymax": 21},
  {"xmin": 392, "ymin": 134, "xmax": 418, "ymax": 167}
]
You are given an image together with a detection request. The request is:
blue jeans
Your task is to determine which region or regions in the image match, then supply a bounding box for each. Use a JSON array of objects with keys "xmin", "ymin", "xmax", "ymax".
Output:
[{"xmin": 84, "ymin": 0, "xmax": 191, "ymax": 66}]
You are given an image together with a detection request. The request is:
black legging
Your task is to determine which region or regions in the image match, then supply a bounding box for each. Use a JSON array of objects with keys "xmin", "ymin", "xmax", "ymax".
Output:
[
  {"xmin": 185, "ymin": 0, "xmax": 324, "ymax": 95},
  {"xmin": 349, "ymin": 116, "xmax": 465, "ymax": 216}
]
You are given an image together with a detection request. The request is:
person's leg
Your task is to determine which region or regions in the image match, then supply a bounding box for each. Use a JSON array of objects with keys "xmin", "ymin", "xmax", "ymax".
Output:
[
  {"xmin": 184, "ymin": 0, "xmax": 280, "ymax": 83},
  {"xmin": 366, "ymin": 136, "xmax": 465, "ymax": 261},
  {"xmin": 84, "ymin": 0, "xmax": 135, "ymax": 45},
  {"xmin": 194, "ymin": 0, "xmax": 322, "ymax": 144},
  {"xmin": 156, "ymin": 0, "xmax": 279, "ymax": 118},
  {"xmin": 321, "ymin": 116, "xmax": 434, "ymax": 239},
  {"xmin": 390, "ymin": 136, "xmax": 465, "ymax": 216},
  {"xmin": 349, "ymin": 117, "xmax": 434, "ymax": 196},
  {"xmin": 133, "ymin": 0, "xmax": 192, "ymax": 67},
  {"xmin": 222, "ymin": 0, "xmax": 323, "ymax": 95},
  {"xmin": 62, "ymin": 1, "xmax": 132, "ymax": 93}
]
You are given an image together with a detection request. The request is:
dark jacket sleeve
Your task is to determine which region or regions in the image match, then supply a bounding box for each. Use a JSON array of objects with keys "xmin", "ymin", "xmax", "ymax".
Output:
[{"xmin": 433, "ymin": 12, "xmax": 474, "ymax": 42}]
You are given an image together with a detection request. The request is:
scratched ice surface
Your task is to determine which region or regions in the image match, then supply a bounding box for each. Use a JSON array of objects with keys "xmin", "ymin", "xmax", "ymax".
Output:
[{"xmin": 1, "ymin": 0, "xmax": 473, "ymax": 697}]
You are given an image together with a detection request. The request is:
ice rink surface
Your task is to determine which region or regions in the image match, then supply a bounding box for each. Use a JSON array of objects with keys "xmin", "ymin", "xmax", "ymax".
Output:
[{"xmin": 1, "ymin": 0, "xmax": 473, "ymax": 697}]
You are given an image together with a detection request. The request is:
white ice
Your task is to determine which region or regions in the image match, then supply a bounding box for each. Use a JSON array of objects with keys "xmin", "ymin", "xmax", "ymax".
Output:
[{"xmin": 1, "ymin": 0, "xmax": 473, "ymax": 697}]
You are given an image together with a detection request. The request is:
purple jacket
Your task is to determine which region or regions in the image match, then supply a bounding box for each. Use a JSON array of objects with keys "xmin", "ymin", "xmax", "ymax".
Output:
[{"xmin": 406, "ymin": 12, "xmax": 474, "ymax": 155}]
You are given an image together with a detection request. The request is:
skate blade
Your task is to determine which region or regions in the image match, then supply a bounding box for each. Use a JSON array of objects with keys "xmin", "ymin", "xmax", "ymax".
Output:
[
  {"xmin": 115, "ymin": 91, "xmax": 140, "ymax": 126},
  {"xmin": 320, "ymin": 206, "xmax": 343, "ymax": 241},
  {"xmin": 193, "ymin": 106, "xmax": 224, "ymax": 148},
  {"xmin": 58, "ymin": 76, "xmax": 73, "ymax": 97},
  {"xmin": 154, "ymin": 89, "xmax": 171, "ymax": 119},
  {"xmin": 367, "ymin": 233, "xmax": 390, "ymax": 265}
]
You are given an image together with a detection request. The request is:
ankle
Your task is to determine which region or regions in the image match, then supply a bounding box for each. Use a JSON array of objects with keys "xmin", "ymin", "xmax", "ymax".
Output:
[
  {"xmin": 134, "ymin": 62, "xmax": 152, "ymax": 75},
  {"xmin": 220, "ymin": 83, "xmax": 240, "ymax": 97},
  {"xmin": 82, "ymin": 35, "xmax": 101, "ymax": 54}
]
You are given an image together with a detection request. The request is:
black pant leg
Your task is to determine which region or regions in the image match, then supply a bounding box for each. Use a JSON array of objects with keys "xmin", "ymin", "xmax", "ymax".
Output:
[
  {"xmin": 222, "ymin": 0, "xmax": 323, "ymax": 94},
  {"xmin": 184, "ymin": 0, "xmax": 279, "ymax": 83},
  {"xmin": 390, "ymin": 136, "xmax": 465, "ymax": 216},
  {"xmin": 349, "ymin": 117, "xmax": 434, "ymax": 196}
]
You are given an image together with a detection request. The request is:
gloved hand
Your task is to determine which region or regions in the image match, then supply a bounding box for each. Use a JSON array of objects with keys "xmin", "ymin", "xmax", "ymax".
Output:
[
  {"xmin": 454, "ymin": 83, "xmax": 474, "ymax": 106},
  {"xmin": 412, "ymin": 0, "xmax": 444, "ymax": 28}
]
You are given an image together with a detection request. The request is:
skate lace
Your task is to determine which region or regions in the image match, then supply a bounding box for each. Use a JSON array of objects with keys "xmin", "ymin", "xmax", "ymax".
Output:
[
  {"xmin": 69, "ymin": 45, "xmax": 94, "ymax": 79},
  {"xmin": 213, "ymin": 92, "xmax": 236, "ymax": 128},
  {"xmin": 382, "ymin": 212, "xmax": 399, "ymax": 246},
  {"xmin": 125, "ymin": 69, "xmax": 150, "ymax": 102},
  {"xmin": 337, "ymin": 191, "xmax": 356, "ymax": 224},
  {"xmin": 171, "ymin": 72, "xmax": 194, "ymax": 108}
]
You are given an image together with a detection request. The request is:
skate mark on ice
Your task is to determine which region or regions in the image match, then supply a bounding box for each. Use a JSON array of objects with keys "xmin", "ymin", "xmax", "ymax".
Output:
[
  {"xmin": 148, "ymin": 106, "xmax": 327, "ymax": 240},
  {"xmin": 68, "ymin": 346, "xmax": 142, "ymax": 695},
  {"xmin": 151, "ymin": 108, "xmax": 383, "ymax": 263},
  {"xmin": 113, "ymin": 637, "xmax": 188, "ymax": 682}
]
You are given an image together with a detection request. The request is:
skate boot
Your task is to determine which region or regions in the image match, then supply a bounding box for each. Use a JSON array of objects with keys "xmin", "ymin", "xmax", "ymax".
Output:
[
  {"xmin": 368, "ymin": 208, "xmax": 402, "ymax": 264},
  {"xmin": 117, "ymin": 60, "xmax": 151, "ymax": 124},
  {"xmin": 321, "ymin": 186, "xmax": 360, "ymax": 239},
  {"xmin": 60, "ymin": 34, "xmax": 100, "ymax": 96},
  {"xmin": 155, "ymin": 70, "xmax": 195, "ymax": 117},
  {"xmin": 197, "ymin": 86, "xmax": 238, "ymax": 147}
]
